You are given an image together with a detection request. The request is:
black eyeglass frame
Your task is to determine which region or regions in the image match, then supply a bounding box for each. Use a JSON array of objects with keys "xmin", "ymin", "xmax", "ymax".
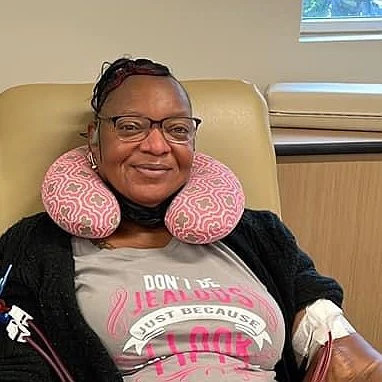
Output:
[{"xmin": 96, "ymin": 115, "xmax": 202, "ymax": 144}]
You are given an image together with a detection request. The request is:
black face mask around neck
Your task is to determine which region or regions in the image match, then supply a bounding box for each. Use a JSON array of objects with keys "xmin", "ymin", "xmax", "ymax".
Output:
[{"xmin": 107, "ymin": 183, "xmax": 181, "ymax": 228}]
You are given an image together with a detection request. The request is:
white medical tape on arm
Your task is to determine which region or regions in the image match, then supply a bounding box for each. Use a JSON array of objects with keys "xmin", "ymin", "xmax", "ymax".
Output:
[{"xmin": 292, "ymin": 299, "xmax": 356, "ymax": 368}]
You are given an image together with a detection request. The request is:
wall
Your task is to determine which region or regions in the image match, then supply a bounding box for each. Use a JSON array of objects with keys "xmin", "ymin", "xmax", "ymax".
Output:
[
  {"xmin": 277, "ymin": 154, "xmax": 382, "ymax": 351},
  {"xmin": 0, "ymin": 0, "xmax": 381, "ymax": 94}
]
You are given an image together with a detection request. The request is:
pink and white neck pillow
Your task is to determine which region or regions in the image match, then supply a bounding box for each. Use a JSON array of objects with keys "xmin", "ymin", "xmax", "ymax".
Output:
[{"xmin": 41, "ymin": 146, "xmax": 245, "ymax": 244}]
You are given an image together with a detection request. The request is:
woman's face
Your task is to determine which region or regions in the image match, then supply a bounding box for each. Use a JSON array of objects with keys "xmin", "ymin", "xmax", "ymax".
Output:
[{"xmin": 88, "ymin": 75, "xmax": 194, "ymax": 207}]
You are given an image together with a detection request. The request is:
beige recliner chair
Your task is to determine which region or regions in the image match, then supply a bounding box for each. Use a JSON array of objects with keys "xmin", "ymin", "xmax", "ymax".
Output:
[{"xmin": 0, "ymin": 80, "xmax": 280, "ymax": 234}]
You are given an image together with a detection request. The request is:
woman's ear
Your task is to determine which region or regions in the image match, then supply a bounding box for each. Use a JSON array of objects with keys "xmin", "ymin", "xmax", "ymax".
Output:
[
  {"xmin": 87, "ymin": 121, "xmax": 101, "ymax": 168},
  {"xmin": 88, "ymin": 120, "xmax": 100, "ymax": 149}
]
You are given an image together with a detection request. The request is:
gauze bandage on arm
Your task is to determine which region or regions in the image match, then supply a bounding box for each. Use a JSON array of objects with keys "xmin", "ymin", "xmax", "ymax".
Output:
[{"xmin": 292, "ymin": 299, "xmax": 356, "ymax": 368}]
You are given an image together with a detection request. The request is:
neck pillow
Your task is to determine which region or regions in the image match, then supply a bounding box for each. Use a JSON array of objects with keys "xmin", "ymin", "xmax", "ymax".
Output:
[{"xmin": 41, "ymin": 146, "xmax": 245, "ymax": 244}]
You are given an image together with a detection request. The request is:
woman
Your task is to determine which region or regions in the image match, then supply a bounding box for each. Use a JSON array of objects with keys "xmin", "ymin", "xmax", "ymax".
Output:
[{"xmin": 0, "ymin": 58, "xmax": 381, "ymax": 381}]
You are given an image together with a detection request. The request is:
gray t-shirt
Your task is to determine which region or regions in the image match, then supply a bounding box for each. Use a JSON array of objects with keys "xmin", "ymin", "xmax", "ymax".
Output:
[{"xmin": 73, "ymin": 237, "xmax": 285, "ymax": 381}]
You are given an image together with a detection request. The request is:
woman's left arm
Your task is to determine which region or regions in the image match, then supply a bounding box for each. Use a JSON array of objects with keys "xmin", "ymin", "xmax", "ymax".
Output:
[
  {"xmin": 293, "ymin": 308, "xmax": 382, "ymax": 381},
  {"xmin": 240, "ymin": 211, "xmax": 382, "ymax": 380},
  {"xmin": 268, "ymin": 211, "xmax": 382, "ymax": 380},
  {"xmin": 325, "ymin": 333, "xmax": 382, "ymax": 381}
]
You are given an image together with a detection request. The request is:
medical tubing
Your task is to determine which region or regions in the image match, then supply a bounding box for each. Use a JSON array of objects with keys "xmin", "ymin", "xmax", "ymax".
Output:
[
  {"xmin": 25, "ymin": 336, "xmax": 67, "ymax": 382},
  {"xmin": 29, "ymin": 320, "xmax": 75, "ymax": 382},
  {"xmin": 320, "ymin": 332, "xmax": 333, "ymax": 378},
  {"xmin": 1, "ymin": 266, "xmax": 73, "ymax": 381}
]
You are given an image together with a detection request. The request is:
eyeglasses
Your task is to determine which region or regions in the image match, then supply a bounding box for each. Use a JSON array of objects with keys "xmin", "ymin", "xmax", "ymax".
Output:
[{"xmin": 96, "ymin": 115, "xmax": 202, "ymax": 144}]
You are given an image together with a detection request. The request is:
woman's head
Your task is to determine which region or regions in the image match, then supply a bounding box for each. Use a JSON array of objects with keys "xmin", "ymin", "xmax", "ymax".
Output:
[{"xmin": 88, "ymin": 58, "xmax": 200, "ymax": 207}]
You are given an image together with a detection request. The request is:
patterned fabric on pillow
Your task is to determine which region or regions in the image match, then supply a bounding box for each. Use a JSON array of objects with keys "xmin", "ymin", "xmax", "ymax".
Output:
[{"xmin": 41, "ymin": 147, "xmax": 245, "ymax": 244}]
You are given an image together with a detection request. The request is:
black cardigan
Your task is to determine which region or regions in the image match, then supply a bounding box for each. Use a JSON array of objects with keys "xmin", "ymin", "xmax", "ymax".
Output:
[{"xmin": 0, "ymin": 210, "xmax": 343, "ymax": 381}]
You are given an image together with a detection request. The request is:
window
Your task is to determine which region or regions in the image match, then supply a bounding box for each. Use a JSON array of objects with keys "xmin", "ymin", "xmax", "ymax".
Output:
[{"xmin": 300, "ymin": 0, "xmax": 382, "ymax": 42}]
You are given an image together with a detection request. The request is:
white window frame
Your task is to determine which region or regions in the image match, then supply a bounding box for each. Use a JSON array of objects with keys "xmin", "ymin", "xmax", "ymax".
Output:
[{"xmin": 300, "ymin": 16, "xmax": 382, "ymax": 42}]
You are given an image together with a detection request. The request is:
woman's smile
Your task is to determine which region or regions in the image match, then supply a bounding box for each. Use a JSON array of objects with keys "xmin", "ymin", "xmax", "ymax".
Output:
[{"xmin": 131, "ymin": 163, "xmax": 172, "ymax": 178}]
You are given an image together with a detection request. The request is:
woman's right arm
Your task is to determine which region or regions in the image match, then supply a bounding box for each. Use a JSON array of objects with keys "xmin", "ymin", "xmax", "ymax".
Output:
[{"xmin": 0, "ymin": 223, "xmax": 54, "ymax": 382}]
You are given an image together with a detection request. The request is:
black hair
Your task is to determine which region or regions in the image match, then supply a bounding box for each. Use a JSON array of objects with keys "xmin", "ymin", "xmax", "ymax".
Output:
[{"xmin": 91, "ymin": 57, "xmax": 182, "ymax": 114}]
